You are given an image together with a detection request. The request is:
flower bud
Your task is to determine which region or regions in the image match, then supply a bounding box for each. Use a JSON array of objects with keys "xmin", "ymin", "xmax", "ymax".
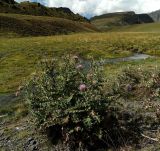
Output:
[{"xmin": 79, "ymin": 84, "xmax": 87, "ymax": 92}]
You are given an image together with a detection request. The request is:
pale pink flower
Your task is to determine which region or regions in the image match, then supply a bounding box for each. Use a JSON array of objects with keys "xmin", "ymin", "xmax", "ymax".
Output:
[
  {"xmin": 79, "ymin": 84, "xmax": 87, "ymax": 92},
  {"xmin": 76, "ymin": 64, "xmax": 83, "ymax": 70}
]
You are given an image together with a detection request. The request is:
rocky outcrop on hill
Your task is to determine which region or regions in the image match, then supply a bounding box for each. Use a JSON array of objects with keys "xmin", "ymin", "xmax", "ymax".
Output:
[{"xmin": 0, "ymin": 0, "xmax": 88, "ymax": 22}]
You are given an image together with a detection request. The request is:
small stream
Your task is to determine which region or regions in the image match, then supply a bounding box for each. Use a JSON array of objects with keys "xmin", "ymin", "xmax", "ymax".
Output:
[
  {"xmin": 0, "ymin": 93, "xmax": 17, "ymax": 106},
  {"xmin": 81, "ymin": 53, "xmax": 155, "ymax": 69},
  {"xmin": 103, "ymin": 53, "xmax": 154, "ymax": 63}
]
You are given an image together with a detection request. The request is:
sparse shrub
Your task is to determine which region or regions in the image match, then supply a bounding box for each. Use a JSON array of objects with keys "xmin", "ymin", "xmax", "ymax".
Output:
[{"xmin": 111, "ymin": 67, "xmax": 160, "ymax": 145}]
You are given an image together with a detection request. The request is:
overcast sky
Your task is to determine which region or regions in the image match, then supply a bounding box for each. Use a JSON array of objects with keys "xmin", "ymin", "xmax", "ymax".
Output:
[{"xmin": 16, "ymin": 0, "xmax": 160, "ymax": 18}]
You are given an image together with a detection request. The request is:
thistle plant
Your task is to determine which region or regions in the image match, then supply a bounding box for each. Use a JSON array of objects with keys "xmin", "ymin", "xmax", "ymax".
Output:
[
  {"xmin": 25, "ymin": 56, "xmax": 115, "ymax": 149},
  {"xmin": 25, "ymin": 57, "xmax": 160, "ymax": 150}
]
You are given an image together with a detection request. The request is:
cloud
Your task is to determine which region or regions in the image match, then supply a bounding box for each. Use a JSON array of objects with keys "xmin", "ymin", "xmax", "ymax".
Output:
[{"xmin": 15, "ymin": 0, "xmax": 160, "ymax": 17}]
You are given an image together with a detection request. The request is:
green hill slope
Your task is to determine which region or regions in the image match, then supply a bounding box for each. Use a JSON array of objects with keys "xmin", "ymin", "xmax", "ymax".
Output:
[
  {"xmin": 110, "ymin": 22, "xmax": 160, "ymax": 32},
  {"xmin": 0, "ymin": 13, "xmax": 97, "ymax": 36}
]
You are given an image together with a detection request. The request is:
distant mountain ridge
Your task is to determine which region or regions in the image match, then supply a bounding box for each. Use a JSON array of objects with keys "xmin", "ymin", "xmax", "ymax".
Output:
[
  {"xmin": 91, "ymin": 11, "xmax": 155, "ymax": 30},
  {"xmin": 0, "ymin": 0, "xmax": 88, "ymax": 22},
  {"xmin": 149, "ymin": 9, "xmax": 160, "ymax": 22}
]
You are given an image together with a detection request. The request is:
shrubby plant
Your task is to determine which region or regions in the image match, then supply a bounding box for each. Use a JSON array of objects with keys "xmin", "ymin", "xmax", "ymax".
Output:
[
  {"xmin": 25, "ymin": 57, "xmax": 160, "ymax": 150},
  {"xmin": 25, "ymin": 56, "xmax": 120, "ymax": 150}
]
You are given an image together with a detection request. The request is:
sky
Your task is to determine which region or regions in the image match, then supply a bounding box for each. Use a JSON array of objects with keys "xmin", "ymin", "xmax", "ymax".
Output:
[{"xmin": 16, "ymin": 0, "xmax": 160, "ymax": 18}]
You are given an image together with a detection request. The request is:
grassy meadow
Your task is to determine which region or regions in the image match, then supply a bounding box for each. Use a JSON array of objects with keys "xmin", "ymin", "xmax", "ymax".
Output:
[
  {"xmin": 0, "ymin": 32, "xmax": 160, "ymax": 150},
  {"xmin": 0, "ymin": 32, "xmax": 160, "ymax": 93}
]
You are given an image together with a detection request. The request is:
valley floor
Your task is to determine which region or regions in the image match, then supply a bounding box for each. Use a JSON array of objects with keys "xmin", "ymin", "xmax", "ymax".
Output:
[{"xmin": 0, "ymin": 32, "xmax": 160, "ymax": 93}]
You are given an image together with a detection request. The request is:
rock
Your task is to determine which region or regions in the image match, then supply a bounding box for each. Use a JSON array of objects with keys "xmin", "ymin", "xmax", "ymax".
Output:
[
  {"xmin": 24, "ymin": 138, "xmax": 38, "ymax": 151},
  {"xmin": 15, "ymin": 126, "xmax": 25, "ymax": 131}
]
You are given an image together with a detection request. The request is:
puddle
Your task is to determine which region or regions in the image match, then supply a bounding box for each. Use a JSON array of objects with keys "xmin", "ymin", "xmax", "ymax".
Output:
[{"xmin": 0, "ymin": 93, "xmax": 19, "ymax": 107}]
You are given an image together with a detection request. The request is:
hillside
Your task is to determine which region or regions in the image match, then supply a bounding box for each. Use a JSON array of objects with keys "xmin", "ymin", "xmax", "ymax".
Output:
[
  {"xmin": 0, "ymin": 13, "xmax": 97, "ymax": 36},
  {"xmin": 149, "ymin": 9, "xmax": 160, "ymax": 22},
  {"xmin": 0, "ymin": 0, "xmax": 88, "ymax": 22},
  {"xmin": 109, "ymin": 22, "xmax": 160, "ymax": 32},
  {"xmin": 91, "ymin": 11, "xmax": 154, "ymax": 30}
]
